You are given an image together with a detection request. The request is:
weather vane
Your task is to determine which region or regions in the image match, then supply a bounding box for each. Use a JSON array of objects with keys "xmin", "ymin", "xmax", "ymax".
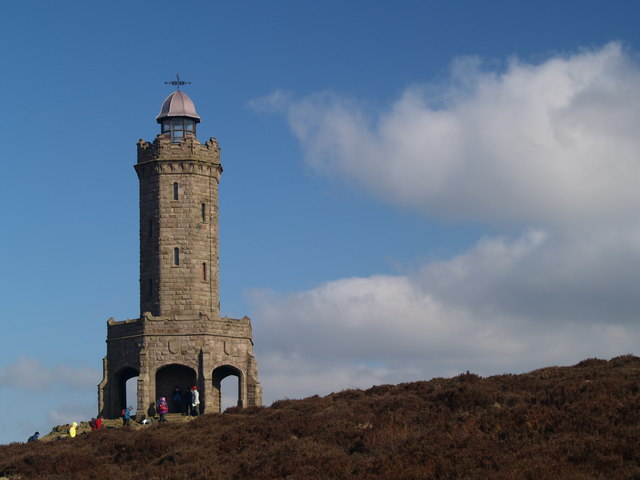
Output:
[{"xmin": 165, "ymin": 73, "xmax": 191, "ymax": 90}]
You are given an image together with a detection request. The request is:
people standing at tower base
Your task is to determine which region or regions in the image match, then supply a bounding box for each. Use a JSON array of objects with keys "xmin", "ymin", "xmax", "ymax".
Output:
[
  {"xmin": 122, "ymin": 406, "xmax": 132, "ymax": 426},
  {"xmin": 190, "ymin": 386, "xmax": 200, "ymax": 416},
  {"xmin": 172, "ymin": 387, "xmax": 182, "ymax": 413},
  {"xmin": 157, "ymin": 397, "xmax": 169, "ymax": 422}
]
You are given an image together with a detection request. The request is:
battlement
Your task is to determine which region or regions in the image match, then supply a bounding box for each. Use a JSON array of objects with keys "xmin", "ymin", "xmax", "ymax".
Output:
[
  {"xmin": 106, "ymin": 314, "xmax": 253, "ymax": 342},
  {"xmin": 106, "ymin": 316, "xmax": 144, "ymax": 340},
  {"xmin": 137, "ymin": 134, "xmax": 221, "ymax": 164}
]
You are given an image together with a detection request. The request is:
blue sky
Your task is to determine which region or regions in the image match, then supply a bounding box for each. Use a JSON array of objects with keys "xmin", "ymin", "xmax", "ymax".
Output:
[{"xmin": 2, "ymin": 0, "xmax": 640, "ymax": 444}]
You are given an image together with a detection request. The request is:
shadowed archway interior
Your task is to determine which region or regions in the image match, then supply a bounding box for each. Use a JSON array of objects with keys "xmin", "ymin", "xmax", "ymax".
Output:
[{"xmin": 156, "ymin": 364, "xmax": 197, "ymax": 413}]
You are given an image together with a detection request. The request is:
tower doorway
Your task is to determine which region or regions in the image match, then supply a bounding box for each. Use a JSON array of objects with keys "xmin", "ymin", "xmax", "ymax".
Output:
[{"xmin": 155, "ymin": 364, "xmax": 197, "ymax": 414}]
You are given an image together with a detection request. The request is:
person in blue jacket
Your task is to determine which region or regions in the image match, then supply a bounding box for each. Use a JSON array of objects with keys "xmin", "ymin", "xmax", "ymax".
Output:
[{"xmin": 122, "ymin": 406, "xmax": 132, "ymax": 426}]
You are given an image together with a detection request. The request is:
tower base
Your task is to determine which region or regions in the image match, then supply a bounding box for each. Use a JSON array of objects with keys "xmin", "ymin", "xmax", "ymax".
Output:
[{"xmin": 98, "ymin": 313, "xmax": 262, "ymax": 419}]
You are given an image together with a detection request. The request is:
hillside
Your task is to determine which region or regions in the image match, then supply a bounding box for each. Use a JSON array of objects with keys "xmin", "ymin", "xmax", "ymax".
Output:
[{"xmin": 2, "ymin": 355, "xmax": 640, "ymax": 479}]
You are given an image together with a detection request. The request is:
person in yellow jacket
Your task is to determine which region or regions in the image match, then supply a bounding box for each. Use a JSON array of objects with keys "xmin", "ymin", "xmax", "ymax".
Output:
[{"xmin": 69, "ymin": 422, "xmax": 78, "ymax": 438}]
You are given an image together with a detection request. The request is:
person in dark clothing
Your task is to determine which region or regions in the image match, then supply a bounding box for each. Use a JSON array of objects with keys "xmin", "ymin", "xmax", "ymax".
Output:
[
  {"xmin": 27, "ymin": 432, "xmax": 39, "ymax": 442},
  {"xmin": 172, "ymin": 387, "xmax": 182, "ymax": 413}
]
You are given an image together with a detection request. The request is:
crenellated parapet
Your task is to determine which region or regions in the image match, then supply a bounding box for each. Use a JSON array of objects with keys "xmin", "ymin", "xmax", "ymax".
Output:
[
  {"xmin": 137, "ymin": 134, "xmax": 221, "ymax": 165},
  {"xmin": 106, "ymin": 314, "xmax": 254, "ymax": 344},
  {"xmin": 106, "ymin": 316, "xmax": 144, "ymax": 340}
]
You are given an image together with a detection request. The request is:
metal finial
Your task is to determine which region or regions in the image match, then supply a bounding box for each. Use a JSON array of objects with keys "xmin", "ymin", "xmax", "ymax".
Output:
[{"xmin": 165, "ymin": 73, "xmax": 191, "ymax": 90}]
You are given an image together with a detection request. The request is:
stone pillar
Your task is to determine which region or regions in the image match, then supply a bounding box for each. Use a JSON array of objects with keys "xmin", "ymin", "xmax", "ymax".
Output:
[
  {"xmin": 97, "ymin": 357, "xmax": 109, "ymax": 417},
  {"xmin": 137, "ymin": 349, "xmax": 151, "ymax": 419}
]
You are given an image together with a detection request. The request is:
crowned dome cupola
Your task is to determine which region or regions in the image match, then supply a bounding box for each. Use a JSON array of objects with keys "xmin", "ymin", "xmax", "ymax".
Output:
[{"xmin": 156, "ymin": 90, "xmax": 201, "ymax": 142}]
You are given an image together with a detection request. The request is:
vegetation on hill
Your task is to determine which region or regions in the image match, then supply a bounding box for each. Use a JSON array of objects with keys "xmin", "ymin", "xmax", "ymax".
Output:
[{"xmin": 2, "ymin": 355, "xmax": 640, "ymax": 479}]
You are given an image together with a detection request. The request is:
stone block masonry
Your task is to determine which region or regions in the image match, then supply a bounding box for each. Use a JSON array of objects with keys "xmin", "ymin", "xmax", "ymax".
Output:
[
  {"xmin": 136, "ymin": 135, "xmax": 222, "ymax": 319},
  {"xmin": 99, "ymin": 93, "xmax": 261, "ymax": 419}
]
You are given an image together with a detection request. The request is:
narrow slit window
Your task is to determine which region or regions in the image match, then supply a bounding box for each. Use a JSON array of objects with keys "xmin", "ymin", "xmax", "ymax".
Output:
[
  {"xmin": 202, "ymin": 263, "xmax": 207, "ymax": 281},
  {"xmin": 173, "ymin": 182, "xmax": 179, "ymax": 200},
  {"xmin": 174, "ymin": 247, "xmax": 180, "ymax": 266},
  {"xmin": 201, "ymin": 203, "xmax": 206, "ymax": 222}
]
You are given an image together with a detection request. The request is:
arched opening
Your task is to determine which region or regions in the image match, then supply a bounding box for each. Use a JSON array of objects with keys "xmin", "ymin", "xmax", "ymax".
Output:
[
  {"xmin": 114, "ymin": 367, "xmax": 139, "ymax": 418},
  {"xmin": 125, "ymin": 376, "xmax": 139, "ymax": 412},
  {"xmin": 155, "ymin": 364, "xmax": 197, "ymax": 414},
  {"xmin": 221, "ymin": 376, "xmax": 240, "ymax": 411},
  {"xmin": 213, "ymin": 365, "xmax": 242, "ymax": 412}
]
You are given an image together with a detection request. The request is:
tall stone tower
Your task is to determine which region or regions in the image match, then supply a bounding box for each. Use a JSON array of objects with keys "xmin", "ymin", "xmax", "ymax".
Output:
[{"xmin": 98, "ymin": 88, "xmax": 262, "ymax": 419}]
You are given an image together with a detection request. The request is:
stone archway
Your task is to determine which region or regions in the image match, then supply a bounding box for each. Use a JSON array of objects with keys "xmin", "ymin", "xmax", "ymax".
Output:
[
  {"xmin": 114, "ymin": 366, "xmax": 139, "ymax": 417},
  {"xmin": 155, "ymin": 364, "xmax": 197, "ymax": 414},
  {"xmin": 212, "ymin": 365, "xmax": 243, "ymax": 412}
]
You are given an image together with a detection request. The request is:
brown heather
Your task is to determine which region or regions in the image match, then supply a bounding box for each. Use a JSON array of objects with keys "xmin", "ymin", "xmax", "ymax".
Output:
[{"xmin": 3, "ymin": 355, "xmax": 640, "ymax": 479}]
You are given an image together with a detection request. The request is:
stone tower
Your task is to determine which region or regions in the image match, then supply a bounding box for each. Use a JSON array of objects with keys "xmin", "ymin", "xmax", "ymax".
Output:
[{"xmin": 98, "ymin": 89, "xmax": 262, "ymax": 419}]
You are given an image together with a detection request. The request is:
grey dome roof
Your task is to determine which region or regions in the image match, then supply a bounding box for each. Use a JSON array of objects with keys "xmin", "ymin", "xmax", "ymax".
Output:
[{"xmin": 156, "ymin": 90, "xmax": 201, "ymax": 122}]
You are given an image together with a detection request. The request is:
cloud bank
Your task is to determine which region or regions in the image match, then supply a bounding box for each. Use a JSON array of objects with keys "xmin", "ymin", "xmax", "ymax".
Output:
[
  {"xmin": 254, "ymin": 42, "xmax": 640, "ymax": 229},
  {"xmin": 0, "ymin": 357, "xmax": 99, "ymax": 392},
  {"xmin": 253, "ymin": 229, "xmax": 640, "ymax": 402},
  {"xmin": 0, "ymin": 357, "xmax": 100, "ymax": 443},
  {"xmin": 251, "ymin": 43, "xmax": 640, "ymax": 403}
]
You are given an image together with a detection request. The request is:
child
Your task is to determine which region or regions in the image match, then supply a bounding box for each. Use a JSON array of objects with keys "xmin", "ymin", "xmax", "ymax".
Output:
[{"xmin": 157, "ymin": 397, "xmax": 169, "ymax": 422}]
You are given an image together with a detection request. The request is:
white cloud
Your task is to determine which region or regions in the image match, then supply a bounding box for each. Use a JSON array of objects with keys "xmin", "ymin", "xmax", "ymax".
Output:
[
  {"xmin": 0, "ymin": 357, "xmax": 53, "ymax": 391},
  {"xmin": 248, "ymin": 43, "xmax": 640, "ymax": 404},
  {"xmin": 0, "ymin": 357, "xmax": 100, "ymax": 392},
  {"xmin": 0, "ymin": 360, "xmax": 99, "ymax": 443},
  {"xmin": 252, "ymin": 229, "xmax": 640, "ymax": 404},
  {"xmin": 255, "ymin": 42, "xmax": 640, "ymax": 229},
  {"xmin": 258, "ymin": 352, "xmax": 408, "ymax": 403},
  {"xmin": 415, "ymin": 228, "xmax": 640, "ymax": 324}
]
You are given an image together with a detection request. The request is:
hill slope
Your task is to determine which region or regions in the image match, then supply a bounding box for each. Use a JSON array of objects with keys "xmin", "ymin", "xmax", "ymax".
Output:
[{"xmin": 2, "ymin": 355, "xmax": 640, "ymax": 479}]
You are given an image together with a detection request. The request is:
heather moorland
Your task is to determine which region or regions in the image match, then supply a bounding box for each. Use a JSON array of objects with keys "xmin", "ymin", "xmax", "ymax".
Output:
[{"xmin": 2, "ymin": 355, "xmax": 639, "ymax": 479}]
